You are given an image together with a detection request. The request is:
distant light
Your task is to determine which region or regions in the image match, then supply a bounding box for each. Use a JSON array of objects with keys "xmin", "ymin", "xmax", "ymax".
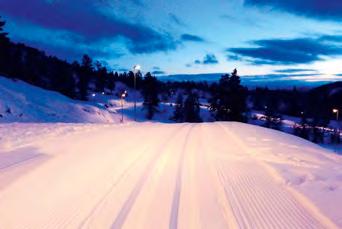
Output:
[
  {"xmin": 92, "ymin": 93, "xmax": 96, "ymax": 97},
  {"xmin": 333, "ymin": 109, "xmax": 339, "ymax": 113},
  {"xmin": 133, "ymin": 64, "xmax": 141, "ymax": 73},
  {"xmin": 102, "ymin": 92, "xmax": 105, "ymax": 95}
]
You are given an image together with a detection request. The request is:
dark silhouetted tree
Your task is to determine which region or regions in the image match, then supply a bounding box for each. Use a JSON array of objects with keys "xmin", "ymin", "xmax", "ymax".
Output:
[
  {"xmin": 264, "ymin": 96, "xmax": 282, "ymax": 130},
  {"xmin": 107, "ymin": 72, "xmax": 115, "ymax": 94},
  {"xmin": 171, "ymin": 93, "xmax": 184, "ymax": 122},
  {"xmin": 0, "ymin": 17, "xmax": 10, "ymax": 76},
  {"xmin": 0, "ymin": 17, "xmax": 8, "ymax": 41},
  {"xmin": 184, "ymin": 92, "xmax": 202, "ymax": 123},
  {"xmin": 78, "ymin": 55, "xmax": 93, "ymax": 100},
  {"xmin": 209, "ymin": 69, "xmax": 247, "ymax": 122},
  {"xmin": 294, "ymin": 113, "xmax": 310, "ymax": 140},
  {"xmin": 95, "ymin": 61, "xmax": 107, "ymax": 93},
  {"xmin": 142, "ymin": 72, "xmax": 159, "ymax": 119}
]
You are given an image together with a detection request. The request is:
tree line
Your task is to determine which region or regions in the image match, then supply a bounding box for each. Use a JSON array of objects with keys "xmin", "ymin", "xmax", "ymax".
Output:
[{"xmin": 1, "ymin": 16, "xmax": 341, "ymax": 144}]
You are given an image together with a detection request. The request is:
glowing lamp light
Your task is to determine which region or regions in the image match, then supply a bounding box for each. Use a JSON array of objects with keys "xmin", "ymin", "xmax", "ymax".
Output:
[
  {"xmin": 92, "ymin": 93, "xmax": 96, "ymax": 97},
  {"xmin": 133, "ymin": 64, "xmax": 141, "ymax": 73},
  {"xmin": 333, "ymin": 109, "xmax": 338, "ymax": 113}
]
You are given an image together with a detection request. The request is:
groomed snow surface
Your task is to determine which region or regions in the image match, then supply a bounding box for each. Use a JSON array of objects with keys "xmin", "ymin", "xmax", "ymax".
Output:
[{"xmin": 0, "ymin": 122, "xmax": 341, "ymax": 229}]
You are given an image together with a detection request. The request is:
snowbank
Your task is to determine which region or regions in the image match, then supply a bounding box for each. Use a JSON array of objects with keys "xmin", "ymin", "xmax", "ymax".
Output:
[{"xmin": 0, "ymin": 76, "xmax": 121, "ymax": 123}]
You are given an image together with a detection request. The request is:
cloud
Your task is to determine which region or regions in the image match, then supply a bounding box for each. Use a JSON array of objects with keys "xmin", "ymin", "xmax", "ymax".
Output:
[
  {"xmin": 227, "ymin": 35, "xmax": 342, "ymax": 65},
  {"xmin": 0, "ymin": 0, "xmax": 178, "ymax": 54},
  {"xmin": 152, "ymin": 70, "xmax": 166, "ymax": 75},
  {"xmin": 116, "ymin": 68, "xmax": 129, "ymax": 72},
  {"xmin": 203, "ymin": 54, "xmax": 219, "ymax": 64},
  {"xmin": 273, "ymin": 68, "xmax": 318, "ymax": 73},
  {"xmin": 221, "ymin": 14, "xmax": 261, "ymax": 27},
  {"xmin": 244, "ymin": 0, "xmax": 342, "ymax": 21},
  {"xmin": 4, "ymin": 19, "xmax": 124, "ymax": 60},
  {"xmin": 195, "ymin": 54, "xmax": 219, "ymax": 65},
  {"xmin": 169, "ymin": 13, "xmax": 186, "ymax": 27},
  {"xmin": 181, "ymin": 34, "xmax": 205, "ymax": 42}
]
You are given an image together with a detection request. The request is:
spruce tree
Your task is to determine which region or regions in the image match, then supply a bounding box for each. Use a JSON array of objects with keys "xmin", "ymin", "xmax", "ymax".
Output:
[
  {"xmin": 141, "ymin": 72, "xmax": 159, "ymax": 119},
  {"xmin": 0, "ymin": 17, "xmax": 10, "ymax": 76},
  {"xmin": 78, "ymin": 55, "xmax": 93, "ymax": 100},
  {"xmin": 184, "ymin": 92, "xmax": 202, "ymax": 123},
  {"xmin": 171, "ymin": 93, "xmax": 184, "ymax": 122},
  {"xmin": 107, "ymin": 72, "xmax": 115, "ymax": 94},
  {"xmin": 0, "ymin": 17, "xmax": 9, "ymax": 43},
  {"xmin": 228, "ymin": 69, "xmax": 247, "ymax": 121},
  {"xmin": 94, "ymin": 61, "xmax": 106, "ymax": 93},
  {"xmin": 209, "ymin": 69, "xmax": 247, "ymax": 122}
]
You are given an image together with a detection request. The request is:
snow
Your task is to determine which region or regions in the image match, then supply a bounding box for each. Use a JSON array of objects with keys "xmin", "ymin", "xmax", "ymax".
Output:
[
  {"xmin": 0, "ymin": 77, "xmax": 122, "ymax": 123},
  {"xmin": 0, "ymin": 122, "xmax": 341, "ymax": 228}
]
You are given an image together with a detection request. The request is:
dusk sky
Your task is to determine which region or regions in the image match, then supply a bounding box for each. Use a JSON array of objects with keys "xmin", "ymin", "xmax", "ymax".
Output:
[{"xmin": 1, "ymin": 0, "xmax": 342, "ymax": 84}]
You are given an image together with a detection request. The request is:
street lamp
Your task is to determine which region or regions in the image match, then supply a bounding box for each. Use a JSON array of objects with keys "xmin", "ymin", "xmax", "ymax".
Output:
[
  {"xmin": 333, "ymin": 108, "xmax": 339, "ymax": 121},
  {"xmin": 133, "ymin": 64, "xmax": 141, "ymax": 121},
  {"xmin": 120, "ymin": 90, "xmax": 127, "ymax": 123}
]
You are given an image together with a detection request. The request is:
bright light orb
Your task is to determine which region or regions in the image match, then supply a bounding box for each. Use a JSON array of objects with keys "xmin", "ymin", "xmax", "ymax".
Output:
[{"xmin": 133, "ymin": 64, "xmax": 141, "ymax": 73}]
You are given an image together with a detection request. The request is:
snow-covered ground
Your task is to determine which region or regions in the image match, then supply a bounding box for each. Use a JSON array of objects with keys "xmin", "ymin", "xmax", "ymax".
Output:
[
  {"xmin": 0, "ymin": 77, "xmax": 123, "ymax": 123},
  {"xmin": 0, "ymin": 122, "xmax": 341, "ymax": 228},
  {"xmin": 0, "ymin": 76, "xmax": 212, "ymax": 124},
  {"xmin": 250, "ymin": 111, "xmax": 342, "ymax": 154}
]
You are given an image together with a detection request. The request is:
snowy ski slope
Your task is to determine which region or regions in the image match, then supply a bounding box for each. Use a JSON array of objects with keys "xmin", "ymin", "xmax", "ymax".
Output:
[{"xmin": 0, "ymin": 122, "xmax": 341, "ymax": 228}]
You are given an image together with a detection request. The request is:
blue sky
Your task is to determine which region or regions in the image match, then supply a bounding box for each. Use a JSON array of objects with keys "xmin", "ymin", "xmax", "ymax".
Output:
[{"xmin": 1, "ymin": 0, "xmax": 342, "ymax": 84}]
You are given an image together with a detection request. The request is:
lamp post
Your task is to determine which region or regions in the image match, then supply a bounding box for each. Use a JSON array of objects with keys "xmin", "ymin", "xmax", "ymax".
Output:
[
  {"xmin": 133, "ymin": 64, "xmax": 141, "ymax": 121},
  {"xmin": 120, "ymin": 90, "xmax": 127, "ymax": 123},
  {"xmin": 333, "ymin": 108, "xmax": 339, "ymax": 121}
]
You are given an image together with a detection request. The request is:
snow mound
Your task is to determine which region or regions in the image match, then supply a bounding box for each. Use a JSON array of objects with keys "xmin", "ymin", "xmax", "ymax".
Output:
[{"xmin": 0, "ymin": 76, "xmax": 121, "ymax": 123}]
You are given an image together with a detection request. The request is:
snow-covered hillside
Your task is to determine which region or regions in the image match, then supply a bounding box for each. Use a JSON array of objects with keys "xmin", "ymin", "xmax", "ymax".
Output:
[
  {"xmin": 0, "ymin": 76, "xmax": 123, "ymax": 123},
  {"xmin": 0, "ymin": 122, "xmax": 341, "ymax": 228}
]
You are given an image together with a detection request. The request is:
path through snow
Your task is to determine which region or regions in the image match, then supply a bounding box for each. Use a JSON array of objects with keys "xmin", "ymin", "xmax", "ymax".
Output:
[{"xmin": 0, "ymin": 122, "xmax": 340, "ymax": 228}]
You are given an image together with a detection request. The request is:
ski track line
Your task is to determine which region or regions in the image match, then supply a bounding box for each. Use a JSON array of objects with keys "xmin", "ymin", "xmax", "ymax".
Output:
[
  {"xmin": 169, "ymin": 125, "xmax": 194, "ymax": 229},
  {"xmin": 77, "ymin": 124, "xmax": 186, "ymax": 229},
  {"xmin": 45, "ymin": 126, "xmax": 156, "ymax": 229},
  {"xmin": 217, "ymin": 122, "xmax": 336, "ymax": 229},
  {"xmin": 217, "ymin": 123, "xmax": 319, "ymax": 228},
  {"xmin": 199, "ymin": 123, "xmax": 239, "ymax": 229},
  {"xmin": 110, "ymin": 124, "xmax": 189, "ymax": 229},
  {"xmin": 63, "ymin": 138, "xmax": 154, "ymax": 228},
  {"xmin": 177, "ymin": 124, "xmax": 202, "ymax": 229},
  {"xmin": 0, "ymin": 125, "xmax": 161, "ymax": 229},
  {"xmin": 76, "ymin": 143, "xmax": 151, "ymax": 228},
  {"xmin": 0, "ymin": 153, "xmax": 43, "ymax": 171}
]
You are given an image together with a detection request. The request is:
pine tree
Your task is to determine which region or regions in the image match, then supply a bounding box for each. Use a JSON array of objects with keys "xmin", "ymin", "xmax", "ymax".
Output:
[
  {"xmin": 209, "ymin": 69, "xmax": 247, "ymax": 121},
  {"xmin": 94, "ymin": 61, "xmax": 106, "ymax": 93},
  {"xmin": 107, "ymin": 72, "xmax": 115, "ymax": 94},
  {"xmin": 171, "ymin": 93, "xmax": 184, "ymax": 122},
  {"xmin": 228, "ymin": 69, "xmax": 247, "ymax": 121},
  {"xmin": 78, "ymin": 55, "xmax": 93, "ymax": 100},
  {"xmin": 184, "ymin": 92, "xmax": 202, "ymax": 123},
  {"xmin": 296, "ymin": 113, "xmax": 310, "ymax": 140},
  {"xmin": 0, "ymin": 16, "xmax": 10, "ymax": 76},
  {"xmin": 0, "ymin": 17, "xmax": 9, "ymax": 43},
  {"xmin": 141, "ymin": 72, "xmax": 159, "ymax": 119}
]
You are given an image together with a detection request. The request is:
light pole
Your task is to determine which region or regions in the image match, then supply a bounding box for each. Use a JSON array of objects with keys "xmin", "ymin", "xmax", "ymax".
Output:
[
  {"xmin": 133, "ymin": 64, "xmax": 141, "ymax": 121},
  {"xmin": 120, "ymin": 90, "xmax": 127, "ymax": 123},
  {"xmin": 333, "ymin": 108, "xmax": 339, "ymax": 121}
]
